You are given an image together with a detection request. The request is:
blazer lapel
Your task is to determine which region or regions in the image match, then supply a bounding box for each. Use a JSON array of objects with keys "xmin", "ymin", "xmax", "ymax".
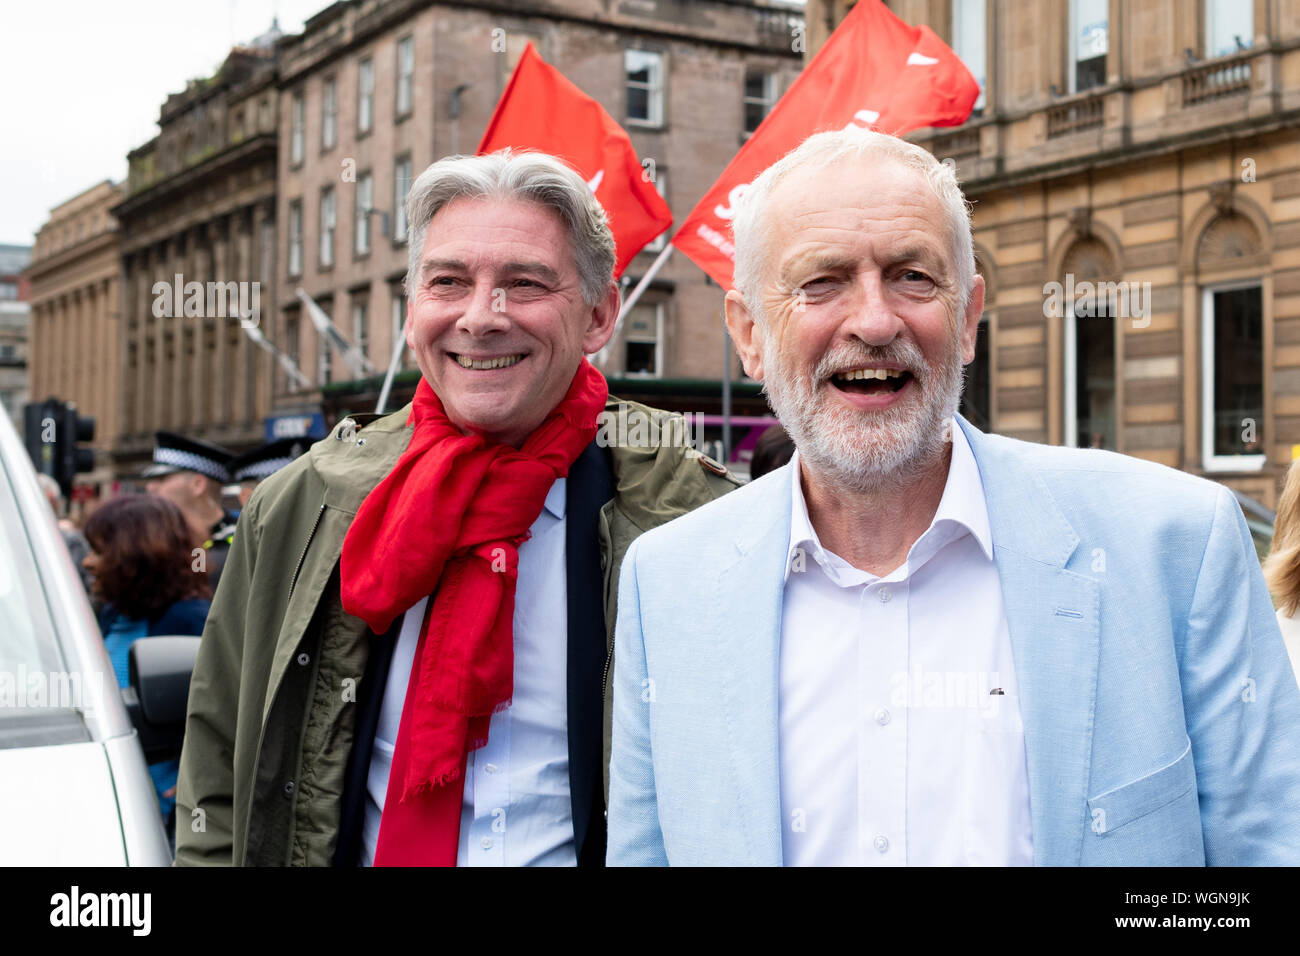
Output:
[
  {"xmin": 959, "ymin": 417, "xmax": 1100, "ymax": 867},
  {"xmin": 712, "ymin": 465, "xmax": 794, "ymax": 865},
  {"xmin": 564, "ymin": 440, "xmax": 616, "ymax": 866}
]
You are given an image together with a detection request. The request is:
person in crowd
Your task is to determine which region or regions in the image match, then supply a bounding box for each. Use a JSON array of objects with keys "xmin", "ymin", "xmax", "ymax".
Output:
[
  {"xmin": 173, "ymin": 148, "xmax": 738, "ymax": 867},
  {"xmin": 748, "ymin": 424, "xmax": 795, "ymax": 481},
  {"xmin": 607, "ymin": 126, "xmax": 1300, "ymax": 866},
  {"xmin": 1263, "ymin": 459, "xmax": 1300, "ymax": 681},
  {"xmin": 83, "ymin": 494, "xmax": 211, "ymax": 836},
  {"xmin": 36, "ymin": 472, "xmax": 93, "ymax": 598},
  {"xmin": 143, "ymin": 431, "xmax": 237, "ymax": 591},
  {"xmin": 228, "ymin": 438, "xmax": 307, "ymax": 509}
]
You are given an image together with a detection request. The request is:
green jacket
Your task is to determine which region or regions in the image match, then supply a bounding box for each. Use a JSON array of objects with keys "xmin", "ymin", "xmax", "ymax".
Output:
[{"xmin": 174, "ymin": 397, "xmax": 740, "ymax": 866}]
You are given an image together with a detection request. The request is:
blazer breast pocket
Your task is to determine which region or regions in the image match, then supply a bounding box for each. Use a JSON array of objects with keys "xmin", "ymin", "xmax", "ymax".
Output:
[{"xmin": 1086, "ymin": 737, "xmax": 1196, "ymax": 837}]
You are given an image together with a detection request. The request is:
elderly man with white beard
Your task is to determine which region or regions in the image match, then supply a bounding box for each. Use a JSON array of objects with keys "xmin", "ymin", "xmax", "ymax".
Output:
[{"xmin": 605, "ymin": 127, "xmax": 1300, "ymax": 867}]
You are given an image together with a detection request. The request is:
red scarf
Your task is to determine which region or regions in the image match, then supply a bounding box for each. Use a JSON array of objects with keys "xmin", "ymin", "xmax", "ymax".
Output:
[{"xmin": 340, "ymin": 360, "xmax": 608, "ymax": 865}]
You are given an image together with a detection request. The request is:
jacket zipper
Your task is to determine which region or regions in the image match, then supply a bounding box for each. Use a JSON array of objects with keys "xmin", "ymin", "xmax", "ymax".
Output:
[{"xmin": 288, "ymin": 504, "xmax": 326, "ymax": 601}]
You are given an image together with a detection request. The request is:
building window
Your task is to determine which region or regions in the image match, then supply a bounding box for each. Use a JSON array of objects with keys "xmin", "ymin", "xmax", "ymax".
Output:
[
  {"xmin": 285, "ymin": 311, "xmax": 301, "ymax": 394},
  {"xmin": 353, "ymin": 300, "xmax": 370, "ymax": 363},
  {"xmin": 355, "ymin": 172, "xmax": 373, "ymax": 256},
  {"xmin": 1205, "ymin": 0, "xmax": 1252, "ymax": 58},
  {"xmin": 1202, "ymin": 283, "xmax": 1264, "ymax": 470},
  {"xmin": 0, "ymin": 281, "xmax": 17, "ymax": 301},
  {"xmin": 645, "ymin": 168, "xmax": 668, "ymax": 253},
  {"xmin": 1068, "ymin": 0, "xmax": 1108, "ymax": 93},
  {"xmin": 358, "ymin": 57, "xmax": 374, "ymax": 134},
  {"xmin": 952, "ymin": 0, "xmax": 987, "ymax": 112},
  {"xmin": 319, "ymin": 331, "xmax": 332, "ymax": 387},
  {"xmin": 743, "ymin": 71, "xmax": 777, "ymax": 135},
  {"xmin": 625, "ymin": 50, "xmax": 664, "ymax": 126},
  {"xmin": 319, "ymin": 187, "xmax": 336, "ymax": 268},
  {"xmin": 624, "ymin": 303, "xmax": 663, "ymax": 377},
  {"xmin": 394, "ymin": 156, "xmax": 412, "ymax": 241},
  {"xmin": 288, "ymin": 200, "xmax": 303, "ymax": 277},
  {"xmin": 391, "ymin": 288, "xmax": 409, "ymax": 369},
  {"xmin": 1064, "ymin": 304, "xmax": 1116, "ymax": 449},
  {"xmin": 396, "ymin": 35, "xmax": 415, "ymax": 117},
  {"xmin": 322, "ymin": 77, "xmax": 337, "ymax": 150},
  {"xmin": 290, "ymin": 90, "xmax": 305, "ymax": 165},
  {"xmin": 959, "ymin": 316, "xmax": 991, "ymax": 431}
]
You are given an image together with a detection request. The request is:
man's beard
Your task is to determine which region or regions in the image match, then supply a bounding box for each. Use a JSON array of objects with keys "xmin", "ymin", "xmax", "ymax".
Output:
[{"xmin": 761, "ymin": 327, "xmax": 966, "ymax": 493}]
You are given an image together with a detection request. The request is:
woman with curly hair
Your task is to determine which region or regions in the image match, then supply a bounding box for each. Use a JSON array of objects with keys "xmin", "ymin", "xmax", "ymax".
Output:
[{"xmin": 83, "ymin": 494, "xmax": 211, "ymax": 829}]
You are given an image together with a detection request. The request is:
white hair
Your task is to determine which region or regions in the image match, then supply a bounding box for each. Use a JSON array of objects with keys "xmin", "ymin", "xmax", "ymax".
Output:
[
  {"xmin": 404, "ymin": 148, "xmax": 616, "ymax": 306},
  {"xmin": 731, "ymin": 126, "xmax": 976, "ymax": 317}
]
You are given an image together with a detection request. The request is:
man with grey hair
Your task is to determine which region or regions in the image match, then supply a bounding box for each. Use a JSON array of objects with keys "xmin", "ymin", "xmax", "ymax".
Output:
[
  {"xmin": 175, "ymin": 148, "xmax": 738, "ymax": 867},
  {"xmin": 607, "ymin": 127, "xmax": 1300, "ymax": 866}
]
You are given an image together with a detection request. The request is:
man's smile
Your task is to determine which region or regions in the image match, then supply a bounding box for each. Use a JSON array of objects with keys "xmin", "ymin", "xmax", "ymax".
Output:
[{"xmin": 449, "ymin": 352, "xmax": 527, "ymax": 371}]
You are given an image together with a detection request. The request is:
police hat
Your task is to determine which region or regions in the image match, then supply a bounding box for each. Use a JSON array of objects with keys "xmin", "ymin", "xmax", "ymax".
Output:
[
  {"xmin": 229, "ymin": 437, "xmax": 308, "ymax": 483},
  {"xmin": 142, "ymin": 431, "xmax": 234, "ymax": 483}
]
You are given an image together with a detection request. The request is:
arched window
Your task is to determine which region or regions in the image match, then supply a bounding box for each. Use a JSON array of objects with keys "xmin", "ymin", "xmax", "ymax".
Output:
[
  {"xmin": 1197, "ymin": 212, "xmax": 1265, "ymax": 470},
  {"xmin": 1057, "ymin": 238, "xmax": 1120, "ymax": 449}
]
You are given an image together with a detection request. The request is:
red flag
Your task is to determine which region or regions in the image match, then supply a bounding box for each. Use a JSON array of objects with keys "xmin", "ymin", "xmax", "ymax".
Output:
[
  {"xmin": 478, "ymin": 43, "xmax": 672, "ymax": 276},
  {"xmin": 672, "ymin": 0, "xmax": 979, "ymax": 289}
]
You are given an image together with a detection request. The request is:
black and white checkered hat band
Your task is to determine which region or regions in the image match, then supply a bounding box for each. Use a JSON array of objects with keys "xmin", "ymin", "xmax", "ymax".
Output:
[
  {"xmin": 153, "ymin": 447, "xmax": 229, "ymax": 482},
  {"xmin": 235, "ymin": 456, "xmax": 293, "ymax": 482}
]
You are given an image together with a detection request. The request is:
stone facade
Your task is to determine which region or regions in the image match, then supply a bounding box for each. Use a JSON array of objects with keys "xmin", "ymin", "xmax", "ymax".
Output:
[
  {"xmin": 0, "ymin": 244, "xmax": 32, "ymax": 435},
  {"xmin": 26, "ymin": 184, "xmax": 123, "ymax": 493},
  {"xmin": 112, "ymin": 42, "xmax": 282, "ymax": 478},
  {"xmin": 803, "ymin": 0, "xmax": 1300, "ymax": 507},
  {"xmin": 271, "ymin": 0, "xmax": 804, "ymax": 420}
]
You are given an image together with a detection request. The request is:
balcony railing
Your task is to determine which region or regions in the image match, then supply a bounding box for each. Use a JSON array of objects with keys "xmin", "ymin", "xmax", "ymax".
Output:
[
  {"xmin": 1047, "ymin": 94, "xmax": 1104, "ymax": 138},
  {"xmin": 932, "ymin": 127, "xmax": 981, "ymax": 160},
  {"xmin": 1183, "ymin": 55, "xmax": 1252, "ymax": 106}
]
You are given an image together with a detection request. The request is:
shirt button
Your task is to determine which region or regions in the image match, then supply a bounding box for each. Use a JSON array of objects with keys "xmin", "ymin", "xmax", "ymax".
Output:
[
  {"xmin": 874, "ymin": 835, "xmax": 889, "ymax": 853},
  {"xmin": 484, "ymin": 763, "xmax": 500, "ymax": 774},
  {"xmin": 283, "ymin": 781, "xmax": 295, "ymax": 798},
  {"xmin": 875, "ymin": 708, "xmax": 890, "ymax": 726},
  {"xmin": 297, "ymin": 652, "xmax": 310, "ymax": 666},
  {"xmin": 878, "ymin": 587, "xmax": 892, "ymax": 603},
  {"xmin": 480, "ymin": 837, "xmax": 493, "ymax": 850}
]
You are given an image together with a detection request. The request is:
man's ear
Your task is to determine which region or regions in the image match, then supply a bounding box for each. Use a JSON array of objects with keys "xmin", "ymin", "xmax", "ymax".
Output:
[
  {"xmin": 725, "ymin": 289, "xmax": 764, "ymax": 381},
  {"xmin": 582, "ymin": 281, "xmax": 622, "ymax": 355},
  {"xmin": 960, "ymin": 274, "xmax": 986, "ymax": 366}
]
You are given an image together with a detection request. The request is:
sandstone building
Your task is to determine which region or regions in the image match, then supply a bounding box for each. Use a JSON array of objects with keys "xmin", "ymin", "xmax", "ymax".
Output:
[{"xmin": 805, "ymin": 0, "xmax": 1300, "ymax": 510}]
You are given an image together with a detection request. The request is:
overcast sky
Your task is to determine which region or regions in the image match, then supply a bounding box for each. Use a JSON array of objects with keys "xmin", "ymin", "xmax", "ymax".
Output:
[{"xmin": 1, "ymin": 0, "xmax": 325, "ymax": 247}]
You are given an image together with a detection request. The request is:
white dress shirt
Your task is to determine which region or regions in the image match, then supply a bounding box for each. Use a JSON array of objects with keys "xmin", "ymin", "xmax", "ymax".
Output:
[
  {"xmin": 362, "ymin": 478, "xmax": 575, "ymax": 866},
  {"xmin": 778, "ymin": 425, "xmax": 1033, "ymax": 866}
]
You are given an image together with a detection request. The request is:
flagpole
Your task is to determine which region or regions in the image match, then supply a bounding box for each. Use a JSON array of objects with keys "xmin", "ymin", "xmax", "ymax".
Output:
[
  {"xmin": 594, "ymin": 243, "xmax": 674, "ymax": 369},
  {"xmin": 375, "ymin": 325, "xmax": 407, "ymax": 414}
]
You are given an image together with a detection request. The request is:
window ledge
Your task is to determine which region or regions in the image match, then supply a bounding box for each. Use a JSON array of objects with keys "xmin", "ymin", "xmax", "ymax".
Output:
[{"xmin": 1202, "ymin": 455, "xmax": 1267, "ymax": 474}]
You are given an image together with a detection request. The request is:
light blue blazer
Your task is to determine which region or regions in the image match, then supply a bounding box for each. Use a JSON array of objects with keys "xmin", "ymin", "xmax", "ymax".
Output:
[{"xmin": 607, "ymin": 416, "xmax": 1300, "ymax": 865}]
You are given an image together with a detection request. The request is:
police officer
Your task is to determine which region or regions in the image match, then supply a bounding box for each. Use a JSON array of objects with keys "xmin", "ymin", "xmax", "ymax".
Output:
[
  {"xmin": 228, "ymin": 437, "xmax": 307, "ymax": 509},
  {"xmin": 142, "ymin": 431, "xmax": 237, "ymax": 591}
]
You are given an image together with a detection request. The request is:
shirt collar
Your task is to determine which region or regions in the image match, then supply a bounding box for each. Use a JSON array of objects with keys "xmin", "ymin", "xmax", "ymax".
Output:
[
  {"xmin": 542, "ymin": 476, "xmax": 566, "ymax": 520},
  {"xmin": 784, "ymin": 420, "xmax": 994, "ymax": 585}
]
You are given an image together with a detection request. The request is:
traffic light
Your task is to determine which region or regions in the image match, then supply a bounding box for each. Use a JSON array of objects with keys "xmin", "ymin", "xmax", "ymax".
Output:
[{"xmin": 23, "ymin": 397, "xmax": 95, "ymax": 499}]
